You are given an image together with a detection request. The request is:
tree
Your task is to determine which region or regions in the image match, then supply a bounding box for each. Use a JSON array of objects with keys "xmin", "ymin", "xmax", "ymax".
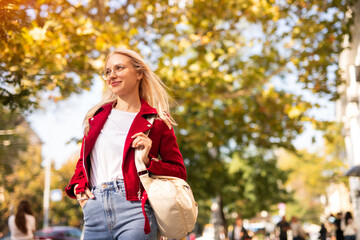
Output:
[
  {"xmin": 1, "ymin": 0, "xmax": 354, "ymax": 110},
  {"xmin": 0, "ymin": 108, "xmax": 28, "ymax": 187},
  {"xmin": 277, "ymin": 123, "xmax": 346, "ymax": 223},
  {"xmin": 0, "ymin": 106, "xmax": 44, "ymax": 234},
  {"xmin": 50, "ymin": 152, "xmax": 83, "ymax": 227},
  {"xmin": 1, "ymin": 0, "xmax": 356, "ymax": 233}
]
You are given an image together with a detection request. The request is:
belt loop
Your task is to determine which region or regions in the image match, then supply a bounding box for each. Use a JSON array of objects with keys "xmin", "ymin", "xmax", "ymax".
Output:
[{"xmin": 113, "ymin": 180, "xmax": 119, "ymax": 192}]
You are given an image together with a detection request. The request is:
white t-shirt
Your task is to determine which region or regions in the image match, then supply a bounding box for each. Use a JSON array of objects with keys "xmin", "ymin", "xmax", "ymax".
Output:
[
  {"xmin": 90, "ymin": 109, "xmax": 137, "ymax": 187},
  {"xmin": 8, "ymin": 214, "xmax": 36, "ymax": 240},
  {"xmin": 233, "ymin": 225, "xmax": 241, "ymax": 240},
  {"xmin": 290, "ymin": 222, "xmax": 302, "ymax": 237},
  {"xmin": 341, "ymin": 219, "xmax": 357, "ymax": 236}
]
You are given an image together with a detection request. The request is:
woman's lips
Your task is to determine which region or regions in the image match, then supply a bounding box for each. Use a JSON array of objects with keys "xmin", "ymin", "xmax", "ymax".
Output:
[{"xmin": 111, "ymin": 81, "xmax": 122, "ymax": 86}]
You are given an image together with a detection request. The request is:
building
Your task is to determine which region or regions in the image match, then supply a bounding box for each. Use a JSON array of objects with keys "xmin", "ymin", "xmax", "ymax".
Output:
[{"xmin": 336, "ymin": 0, "xmax": 360, "ymax": 233}]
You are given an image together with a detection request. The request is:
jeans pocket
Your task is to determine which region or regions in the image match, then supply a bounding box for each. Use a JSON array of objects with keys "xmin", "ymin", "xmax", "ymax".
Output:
[{"xmin": 81, "ymin": 198, "xmax": 90, "ymax": 210}]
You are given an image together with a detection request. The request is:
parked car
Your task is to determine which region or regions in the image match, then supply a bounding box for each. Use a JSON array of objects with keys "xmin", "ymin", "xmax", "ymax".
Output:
[{"xmin": 34, "ymin": 226, "xmax": 82, "ymax": 240}]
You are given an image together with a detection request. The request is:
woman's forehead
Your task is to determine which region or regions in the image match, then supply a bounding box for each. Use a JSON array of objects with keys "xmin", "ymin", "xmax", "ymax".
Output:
[{"xmin": 106, "ymin": 54, "xmax": 131, "ymax": 68}]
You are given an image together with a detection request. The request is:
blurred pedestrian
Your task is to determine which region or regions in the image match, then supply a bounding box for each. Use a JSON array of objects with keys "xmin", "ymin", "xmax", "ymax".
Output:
[
  {"xmin": 65, "ymin": 48, "xmax": 186, "ymax": 240},
  {"xmin": 341, "ymin": 212, "xmax": 357, "ymax": 240},
  {"xmin": 231, "ymin": 217, "xmax": 251, "ymax": 240},
  {"xmin": 8, "ymin": 200, "xmax": 36, "ymax": 240},
  {"xmin": 334, "ymin": 212, "xmax": 344, "ymax": 240},
  {"xmin": 277, "ymin": 216, "xmax": 290, "ymax": 240},
  {"xmin": 327, "ymin": 214, "xmax": 337, "ymax": 240},
  {"xmin": 290, "ymin": 217, "xmax": 305, "ymax": 240},
  {"xmin": 319, "ymin": 223, "xmax": 328, "ymax": 240}
]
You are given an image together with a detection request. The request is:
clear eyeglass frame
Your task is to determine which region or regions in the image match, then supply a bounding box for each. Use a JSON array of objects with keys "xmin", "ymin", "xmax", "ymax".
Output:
[{"xmin": 101, "ymin": 64, "xmax": 126, "ymax": 81}]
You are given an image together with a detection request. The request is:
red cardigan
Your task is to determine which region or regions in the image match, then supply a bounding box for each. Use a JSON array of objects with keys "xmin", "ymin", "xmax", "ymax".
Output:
[{"xmin": 65, "ymin": 99, "xmax": 186, "ymax": 200}]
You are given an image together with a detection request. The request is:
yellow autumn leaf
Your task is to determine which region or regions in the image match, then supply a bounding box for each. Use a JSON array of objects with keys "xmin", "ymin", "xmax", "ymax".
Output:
[
  {"xmin": 293, "ymin": 27, "xmax": 300, "ymax": 34},
  {"xmin": 228, "ymin": 47, "xmax": 236, "ymax": 54},
  {"xmin": 201, "ymin": 36, "xmax": 210, "ymax": 44},
  {"xmin": 189, "ymin": 34, "xmax": 201, "ymax": 42},
  {"xmin": 205, "ymin": 52, "xmax": 215, "ymax": 62},
  {"xmin": 21, "ymin": 79, "xmax": 33, "ymax": 88},
  {"xmin": 29, "ymin": 27, "xmax": 47, "ymax": 41},
  {"xmin": 9, "ymin": 66, "xmax": 19, "ymax": 71},
  {"xmin": 288, "ymin": 106, "xmax": 302, "ymax": 119},
  {"xmin": 211, "ymin": 61, "xmax": 220, "ymax": 68},
  {"xmin": 224, "ymin": 74, "xmax": 233, "ymax": 82},
  {"xmin": 189, "ymin": 63, "xmax": 200, "ymax": 72},
  {"xmin": 179, "ymin": 38, "xmax": 191, "ymax": 49}
]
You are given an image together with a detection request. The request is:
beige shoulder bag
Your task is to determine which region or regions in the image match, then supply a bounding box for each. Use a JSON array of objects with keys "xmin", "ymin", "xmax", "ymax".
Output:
[{"xmin": 135, "ymin": 116, "xmax": 198, "ymax": 239}]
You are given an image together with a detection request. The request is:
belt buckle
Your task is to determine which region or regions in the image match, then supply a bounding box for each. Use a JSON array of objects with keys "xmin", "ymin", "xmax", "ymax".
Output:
[{"xmin": 101, "ymin": 184, "xmax": 108, "ymax": 189}]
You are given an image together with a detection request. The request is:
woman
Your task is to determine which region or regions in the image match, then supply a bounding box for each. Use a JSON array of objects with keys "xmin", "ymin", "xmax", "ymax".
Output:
[
  {"xmin": 65, "ymin": 48, "xmax": 186, "ymax": 240},
  {"xmin": 341, "ymin": 212, "xmax": 357, "ymax": 240},
  {"xmin": 8, "ymin": 200, "xmax": 36, "ymax": 240},
  {"xmin": 290, "ymin": 217, "xmax": 306, "ymax": 240}
]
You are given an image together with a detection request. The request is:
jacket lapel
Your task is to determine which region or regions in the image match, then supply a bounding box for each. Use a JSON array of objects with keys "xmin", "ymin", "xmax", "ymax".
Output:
[
  {"xmin": 84, "ymin": 99, "xmax": 158, "ymax": 162},
  {"xmin": 122, "ymin": 99, "xmax": 158, "ymax": 161}
]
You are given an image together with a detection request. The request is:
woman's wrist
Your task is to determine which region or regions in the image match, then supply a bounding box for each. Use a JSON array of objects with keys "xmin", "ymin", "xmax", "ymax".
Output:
[{"xmin": 144, "ymin": 157, "xmax": 151, "ymax": 167}]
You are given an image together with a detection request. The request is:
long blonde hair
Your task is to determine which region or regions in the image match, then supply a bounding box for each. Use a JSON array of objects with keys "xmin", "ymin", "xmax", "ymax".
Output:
[{"xmin": 83, "ymin": 48, "xmax": 176, "ymax": 135}]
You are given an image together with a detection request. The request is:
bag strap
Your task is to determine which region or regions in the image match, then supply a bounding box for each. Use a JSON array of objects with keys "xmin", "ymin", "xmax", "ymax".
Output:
[{"xmin": 135, "ymin": 115, "xmax": 156, "ymax": 175}]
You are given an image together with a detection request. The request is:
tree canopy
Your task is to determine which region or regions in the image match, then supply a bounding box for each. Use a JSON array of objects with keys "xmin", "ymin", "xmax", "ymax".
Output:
[
  {"xmin": 277, "ymin": 123, "xmax": 346, "ymax": 223},
  {"xmin": 0, "ymin": 0, "xmax": 355, "ymax": 232},
  {"xmin": 0, "ymin": 108, "xmax": 44, "ymax": 233}
]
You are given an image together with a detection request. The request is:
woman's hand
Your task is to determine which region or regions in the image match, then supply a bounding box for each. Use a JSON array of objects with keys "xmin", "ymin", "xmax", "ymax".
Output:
[
  {"xmin": 131, "ymin": 132, "xmax": 152, "ymax": 166},
  {"xmin": 74, "ymin": 184, "xmax": 95, "ymax": 208}
]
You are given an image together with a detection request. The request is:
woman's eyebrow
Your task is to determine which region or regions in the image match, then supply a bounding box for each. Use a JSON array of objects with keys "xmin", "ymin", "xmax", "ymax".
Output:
[{"xmin": 105, "ymin": 63, "xmax": 126, "ymax": 70}]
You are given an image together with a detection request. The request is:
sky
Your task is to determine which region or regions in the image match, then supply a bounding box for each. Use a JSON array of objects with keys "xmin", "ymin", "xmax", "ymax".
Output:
[
  {"xmin": 26, "ymin": 75, "xmax": 335, "ymax": 170},
  {"xmin": 27, "ymin": 78, "xmax": 103, "ymax": 169}
]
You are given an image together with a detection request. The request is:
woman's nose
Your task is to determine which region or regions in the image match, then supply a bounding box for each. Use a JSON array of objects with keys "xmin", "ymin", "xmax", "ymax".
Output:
[{"xmin": 109, "ymin": 69, "xmax": 117, "ymax": 79}]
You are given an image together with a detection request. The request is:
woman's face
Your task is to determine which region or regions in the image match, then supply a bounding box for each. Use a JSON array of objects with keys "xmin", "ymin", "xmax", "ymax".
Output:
[{"xmin": 104, "ymin": 53, "xmax": 142, "ymax": 98}]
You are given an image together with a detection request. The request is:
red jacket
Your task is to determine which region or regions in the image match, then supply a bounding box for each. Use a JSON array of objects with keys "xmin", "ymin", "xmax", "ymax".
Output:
[{"xmin": 65, "ymin": 99, "xmax": 186, "ymax": 200}]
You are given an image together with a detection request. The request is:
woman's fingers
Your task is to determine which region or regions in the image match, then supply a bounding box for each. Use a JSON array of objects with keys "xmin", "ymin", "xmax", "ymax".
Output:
[
  {"xmin": 131, "ymin": 132, "xmax": 147, "ymax": 139},
  {"xmin": 74, "ymin": 184, "xmax": 79, "ymax": 196},
  {"xmin": 79, "ymin": 199, "xmax": 87, "ymax": 208},
  {"xmin": 85, "ymin": 188, "xmax": 95, "ymax": 199},
  {"xmin": 76, "ymin": 193, "xmax": 82, "ymax": 200},
  {"xmin": 76, "ymin": 187, "xmax": 94, "ymax": 208},
  {"xmin": 131, "ymin": 134, "xmax": 152, "ymax": 149},
  {"xmin": 131, "ymin": 132, "xmax": 152, "ymax": 165},
  {"xmin": 76, "ymin": 192, "xmax": 87, "ymax": 208},
  {"xmin": 133, "ymin": 139, "xmax": 151, "ymax": 149}
]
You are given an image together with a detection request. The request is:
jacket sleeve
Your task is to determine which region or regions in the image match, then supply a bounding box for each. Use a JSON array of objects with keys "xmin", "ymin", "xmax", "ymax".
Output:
[
  {"xmin": 146, "ymin": 120, "xmax": 187, "ymax": 180},
  {"xmin": 64, "ymin": 138, "xmax": 88, "ymax": 199}
]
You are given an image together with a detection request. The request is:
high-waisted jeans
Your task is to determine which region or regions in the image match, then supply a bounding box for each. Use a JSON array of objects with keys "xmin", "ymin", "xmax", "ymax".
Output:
[{"xmin": 82, "ymin": 180, "xmax": 158, "ymax": 240}]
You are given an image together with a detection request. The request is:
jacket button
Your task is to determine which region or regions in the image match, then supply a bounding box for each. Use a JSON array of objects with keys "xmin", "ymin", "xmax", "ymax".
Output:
[
  {"xmin": 147, "ymin": 124, "xmax": 151, "ymax": 127},
  {"xmin": 91, "ymin": 118, "xmax": 94, "ymax": 121}
]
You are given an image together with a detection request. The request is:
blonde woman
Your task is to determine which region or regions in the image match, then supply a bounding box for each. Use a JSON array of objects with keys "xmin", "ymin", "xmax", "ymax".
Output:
[{"xmin": 65, "ymin": 48, "xmax": 186, "ymax": 240}]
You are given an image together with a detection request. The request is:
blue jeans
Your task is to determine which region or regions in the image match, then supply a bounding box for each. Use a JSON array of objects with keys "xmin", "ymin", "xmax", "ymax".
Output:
[
  {"xmin": 345, "ymin": 235, "xmax": 356, "ymax": 240},
  {"xmin": 82, "ymin": 180, "xmax": 158, "ymax": 240}
]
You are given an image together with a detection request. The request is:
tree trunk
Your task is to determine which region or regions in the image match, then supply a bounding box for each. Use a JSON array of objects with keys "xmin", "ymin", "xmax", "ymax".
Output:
[{"xmin": 219, "ymin": 194, "xmax": 228, "ymax": 239}]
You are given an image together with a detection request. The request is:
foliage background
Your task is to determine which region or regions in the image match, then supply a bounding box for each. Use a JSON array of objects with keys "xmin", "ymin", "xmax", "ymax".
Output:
[{"xmin": 0, "ymin": 0, "xmax": 354, "ymax": 235}]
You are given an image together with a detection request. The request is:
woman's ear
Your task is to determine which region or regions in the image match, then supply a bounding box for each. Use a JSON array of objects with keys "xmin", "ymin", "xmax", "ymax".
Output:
[{"xmin": 137, "ymin": 71, "xmax": 143, "ymax": 80}]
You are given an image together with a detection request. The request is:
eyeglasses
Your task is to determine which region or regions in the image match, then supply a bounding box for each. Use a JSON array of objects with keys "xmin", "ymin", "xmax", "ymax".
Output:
[{"xmin": 101, "ymin": 64, "xmax": 126, "ymax": 81}]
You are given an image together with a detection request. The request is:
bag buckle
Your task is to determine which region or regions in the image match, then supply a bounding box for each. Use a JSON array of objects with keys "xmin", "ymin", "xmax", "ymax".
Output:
[{"xmin": 138, "ymin": 170, "xmax": 149, "ymax": 176}]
